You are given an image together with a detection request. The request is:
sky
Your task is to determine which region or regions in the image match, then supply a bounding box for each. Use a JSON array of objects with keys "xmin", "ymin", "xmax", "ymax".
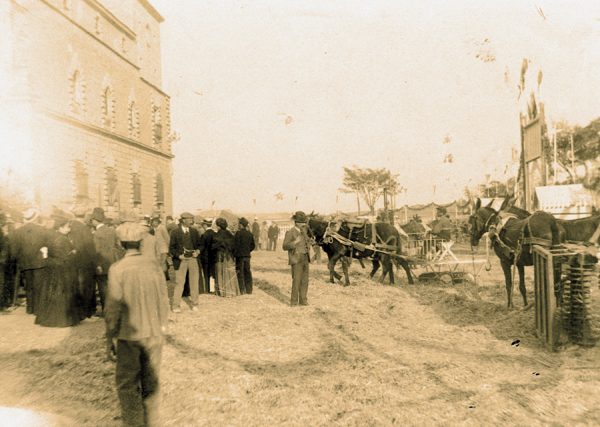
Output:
[{"xmin": 151, "ymin": 0, "xmax": 600, "ymax": 215}]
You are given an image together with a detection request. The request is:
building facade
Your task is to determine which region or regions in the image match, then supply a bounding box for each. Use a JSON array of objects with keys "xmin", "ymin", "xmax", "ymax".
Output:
[{"xmin": 0, "ymin": 0, "xmax": 173, "ymax": 217}]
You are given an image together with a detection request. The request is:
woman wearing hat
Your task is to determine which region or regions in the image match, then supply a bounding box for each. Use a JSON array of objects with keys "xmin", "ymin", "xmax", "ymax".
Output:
[
  {"xmin": 35, "ymin": 213, "xmax": 80, "ymax": 327},
  {"xmin": 211, "ymin": 218, "xmax": 240, "ymax": 297}
]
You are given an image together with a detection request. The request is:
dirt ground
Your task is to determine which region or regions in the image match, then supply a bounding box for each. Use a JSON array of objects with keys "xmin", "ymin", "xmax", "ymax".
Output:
[{"xmin": 0, "ymin": 247, "xmax": 599, "ymax": 426}]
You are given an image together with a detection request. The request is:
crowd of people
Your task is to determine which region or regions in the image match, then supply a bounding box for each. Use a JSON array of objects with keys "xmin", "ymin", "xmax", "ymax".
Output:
[{"xmin": 0, "ymin": 206, "xmax": 289, "ymax": 321}]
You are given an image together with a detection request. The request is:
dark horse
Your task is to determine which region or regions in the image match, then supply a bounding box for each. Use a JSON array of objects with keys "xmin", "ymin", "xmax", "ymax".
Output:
[
  {"xmin": 308, "ymin": 216, "xmax": 414, "ymax": 286},
  {"xmin": 469, "ymin": 198, "xmax": 561, "ymax": 309},
  {"xmin": 557, "ymin": 214, "xmax": 600, "ymax": 244}
]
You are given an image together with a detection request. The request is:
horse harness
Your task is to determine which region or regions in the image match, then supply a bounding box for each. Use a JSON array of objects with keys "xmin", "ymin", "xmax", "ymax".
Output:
[
  {"xmin": 318, "ymin": 220, "xmax": 401, "ymax": 259},
  {"xmin": 486, "ymin": 212, "xmax": 552, "ymax": 264}
]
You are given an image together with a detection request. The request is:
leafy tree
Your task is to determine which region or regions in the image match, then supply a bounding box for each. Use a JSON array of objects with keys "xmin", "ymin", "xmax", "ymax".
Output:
[
  {"xmin": 548, "ymin": 118, "xmax": 600, "ymax": 185},
  {"xmin": 341, "ymin": 166, "xmax": 401, "ymax": 215}
]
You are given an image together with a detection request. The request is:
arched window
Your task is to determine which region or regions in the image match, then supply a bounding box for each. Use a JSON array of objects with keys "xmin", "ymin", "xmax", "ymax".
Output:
[
  {"xmin": 128, "ymin": 101, "xmax": 139, "ymax": 138},
  {"xmin": 132, "ymin": 173, "xmax": 142, "ymax": 206},
  {"xmin": 74, "ymin": 160, "xmax": 88, "ymax": 201},
  {"xmin": 102, "ymin": 86, "xmax": 115, "ymax": 129},
  {"xmin": 69, "ymin": 70, "xmax": 85, "ymax": 114},
  {"xmin": 106, "ymin": 167, "xmax": 119, "ymax": 207},
  {"xmin": 152, "ymin": 104, "xmax": 162, "ymax": 144},
  {"xmin": 155, "ymin": 174, "xmax": 164, "ymax": 207}
]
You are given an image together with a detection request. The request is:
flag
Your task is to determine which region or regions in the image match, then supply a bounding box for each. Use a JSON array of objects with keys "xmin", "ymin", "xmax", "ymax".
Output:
[{"xmin": 274, "ymin": 192, "xmax": 284, "ymax": 201}]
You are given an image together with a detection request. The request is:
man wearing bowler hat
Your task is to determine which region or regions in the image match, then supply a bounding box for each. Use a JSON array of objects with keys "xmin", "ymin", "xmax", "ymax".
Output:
[
  {"xmin": 169, "ymin": 212, "xmax": 201, "ymax": 312},
  {"xmin": 282, "ymin": 211, "xmax": 312, "ymax": 306}
]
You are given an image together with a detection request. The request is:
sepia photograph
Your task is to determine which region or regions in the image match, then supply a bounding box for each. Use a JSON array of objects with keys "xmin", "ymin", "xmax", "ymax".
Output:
[{"xmin": 0, "ymin": 0, "xmax": 599, "ymax": 425}]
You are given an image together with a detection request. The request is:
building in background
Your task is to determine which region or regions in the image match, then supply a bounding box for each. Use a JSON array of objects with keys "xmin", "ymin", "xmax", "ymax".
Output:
[{"xmin": 0, "ymin": 0, "xmax": 173, "ymax": 217}]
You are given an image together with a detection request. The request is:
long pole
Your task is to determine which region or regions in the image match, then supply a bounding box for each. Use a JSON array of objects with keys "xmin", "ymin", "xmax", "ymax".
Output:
[
  {"xmin": 553, "ymin": 131, "xmax": 557, "ymax": 184},
  {"xmin": 570, "ymin": 133, "xmax": 575, "ymax": 177}
]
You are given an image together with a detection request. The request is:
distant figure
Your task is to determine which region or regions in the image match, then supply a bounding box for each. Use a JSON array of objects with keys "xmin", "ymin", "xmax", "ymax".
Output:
[
  {"xmin": 251, "ymin": 218, "xmax": 261, "ymax": 249},
  {"xmin": 151, "ymin": 215, "xmax": 170, "ymax": 280},
  {"xmin": 212, "ymin": 218, "xmax": 240, "ymax": 297},
  {"xmin": 267, "ymin": 222, "xmax": 280, "ymax": 251},
  {"xmin": 165, "ymin": 216, "xmax": 177, "ymax": 235},
  {"xmin": 431, "ymin": 207, "xmax": 453, "ymax": 241},
  {"xmin": 233, "ymin": 217, "xmax": 255, "ymax": 294},
  {"xmin": 105, "ymin": 221, "xmax": 169, "ymax": 427},
  {"xmin": 282, "ymin": 211, "xmax": 312, "ymax": 306},
  {"xmin": 35, "ymin": 212, "xmax": 79, "ymax": 328},
  {"xmin": 260, "ymin": 221, "xmax": 269, "ymax": 251}
]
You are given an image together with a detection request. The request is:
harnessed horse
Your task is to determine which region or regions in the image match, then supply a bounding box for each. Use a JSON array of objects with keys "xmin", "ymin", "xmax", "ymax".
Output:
[
  {"xmin": 307, "ymin": 216, "xmax": 414, "ymax": 286},
  {"xmin": 469, "ymin": 198, "xmax": 561, "ymax": 309}
]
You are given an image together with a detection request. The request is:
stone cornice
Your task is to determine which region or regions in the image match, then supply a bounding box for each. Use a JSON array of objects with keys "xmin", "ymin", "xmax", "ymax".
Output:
[
  {"xmin": 138, "ymin": 0, "xmax": 164, "ymax": 23},
  {"xmin": 44, "ymin": 109, "xmax": 174, "ymax": 160},
  {"xmin": 140, "ymin": 77, "xmax": 169, "ymax": 98}
]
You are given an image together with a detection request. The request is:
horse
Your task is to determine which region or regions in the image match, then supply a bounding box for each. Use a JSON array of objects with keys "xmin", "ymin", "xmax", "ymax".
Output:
[
  {"xmin": 307, "ymin": 216, "xmax": 414, "ymax": 286},
  {"xmin": 469, "ymin": 198, "xmax": 561, "ymax": 309},
  {"xmin": 557, "ymin": 214, "xmax": 600, "ymax": 244}
]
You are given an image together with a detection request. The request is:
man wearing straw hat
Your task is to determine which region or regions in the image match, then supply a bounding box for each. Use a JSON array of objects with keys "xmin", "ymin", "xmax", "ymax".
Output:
[
  {"xmin": 105, "ymin": 220, "xmax": 169, "ymax": 426},
  {"xmin": 9, "ymin": 208, "xmax": 50, "ymax": 315}
]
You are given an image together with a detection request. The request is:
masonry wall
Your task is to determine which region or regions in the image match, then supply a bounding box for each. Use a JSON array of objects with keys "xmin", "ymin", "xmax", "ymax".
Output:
[{"xmin": 7, "ymin": 0, "xmax": 173, "ymax": 216}]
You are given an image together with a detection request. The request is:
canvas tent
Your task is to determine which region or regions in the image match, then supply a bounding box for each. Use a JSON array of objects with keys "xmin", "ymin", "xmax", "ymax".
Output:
[{"xmin": 535, "ymin": 184, "xmax": 594, "ymax": 219}]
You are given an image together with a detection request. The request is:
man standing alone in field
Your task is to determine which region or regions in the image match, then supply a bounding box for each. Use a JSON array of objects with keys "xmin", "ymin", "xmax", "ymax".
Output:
[
  {"xmin": 282, "ymin": 211, "xmax": 311, "ymax": 306},
  {"xmin": 105, "ymin": 221, "xmax": 169, "ymax": 427}
]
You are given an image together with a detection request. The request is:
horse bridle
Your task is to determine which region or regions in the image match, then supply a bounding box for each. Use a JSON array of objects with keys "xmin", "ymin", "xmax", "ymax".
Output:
[{"xmin": 470, "ymin": 208, "xmax": 499, "ymax": 240}]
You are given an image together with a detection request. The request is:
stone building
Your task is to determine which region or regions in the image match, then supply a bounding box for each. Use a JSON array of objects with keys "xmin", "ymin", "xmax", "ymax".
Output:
[{"xmin": 0, "ymin": 0, "xmax": 173, "ymax": 218}]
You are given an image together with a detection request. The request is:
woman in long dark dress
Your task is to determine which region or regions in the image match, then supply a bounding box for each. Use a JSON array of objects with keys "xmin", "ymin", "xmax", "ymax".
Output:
[
  {"xmin": 211, "ymin": 218, "xmax": 240, "ymax": 297},
  {"xmin": 35, "ymin": 216, "xmax": 80, "ymax": 327}
]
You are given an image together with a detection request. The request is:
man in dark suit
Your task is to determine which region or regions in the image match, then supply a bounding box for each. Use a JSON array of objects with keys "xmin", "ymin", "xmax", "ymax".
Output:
[
  {"xmin": 282, "ymin": 211, "xmax": 312, "ymax": 306},
  {"xmin": 199, "ymin": 219, "xmax": 216, "ymax": 294},
  {"xmin": 9, "ymin": 208, "xmax": 50, "ymax": 314},
  {"xmin": 267, "ymin": 222, "xmax": 279, "ymax": 251},
  {"xmin": 92, "ymin": 207, "xmax": 123, "ymax": 313},
  {"xmin": 169, "ymin": 212, "xmax": 201, "ymax": 312},
  {"xmin": 70, "ymin": 206, "xmax": 97, "ymax": 318},
  {"xmin": 233, "ymin": 217, "xmax": 255, "ymax": 294}
]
